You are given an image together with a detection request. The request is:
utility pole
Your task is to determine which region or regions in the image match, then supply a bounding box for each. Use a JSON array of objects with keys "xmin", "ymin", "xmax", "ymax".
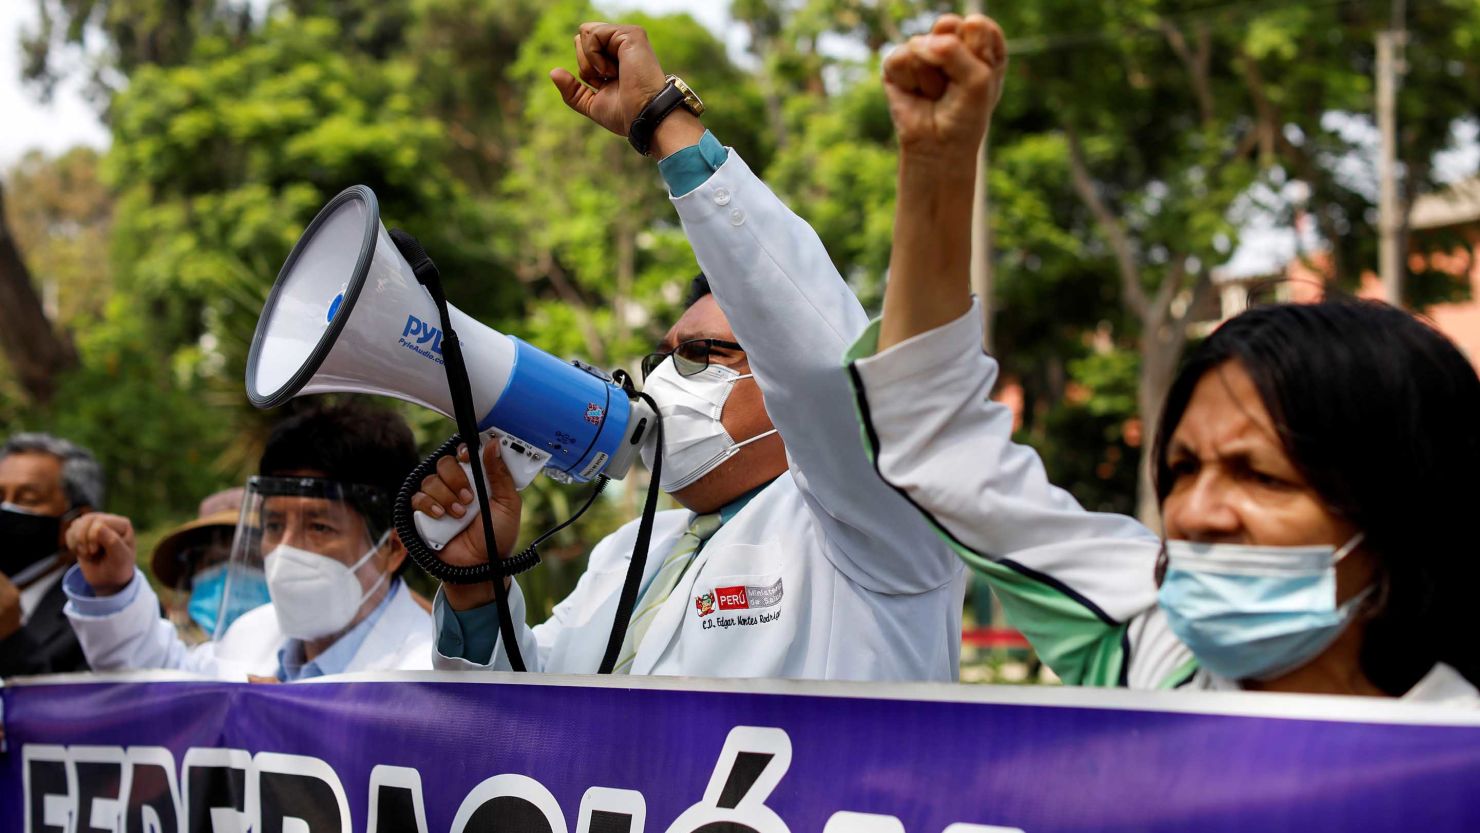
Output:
[
  {"xmin": 1377, "ymin": 0, "xmax": 1407, "ymax": 305},
  {"xmin": 966, "ymin": 0, "xmax": 993, "ymax": 349}
]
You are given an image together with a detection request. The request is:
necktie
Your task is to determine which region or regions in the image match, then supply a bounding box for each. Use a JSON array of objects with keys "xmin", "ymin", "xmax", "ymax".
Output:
[{"xmin": 613, "ymin": 512, "xmax": 723, "ymax": 673}]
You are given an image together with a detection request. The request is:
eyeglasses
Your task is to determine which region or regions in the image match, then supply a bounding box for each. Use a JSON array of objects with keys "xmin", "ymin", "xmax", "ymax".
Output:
[{"xmin": 641, "ymin": 338, "xmax": 745, "ymax": 380}]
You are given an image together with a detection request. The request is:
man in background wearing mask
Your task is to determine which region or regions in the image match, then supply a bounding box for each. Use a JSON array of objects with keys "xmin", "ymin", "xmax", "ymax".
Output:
[
  {"xmin": 0, "ymin": 433, "xmax": 99, "ymax": 676},
  {"xmin": 413, "ymin": 22, "xmax": 965, "ymax": 681},
  {"xmin": 148, "ymin": 487, "xmax": 270, "ymax": 644},
  {"xmin": 63, "ymin": 401, "xmax": 433, "ymax": 680}
]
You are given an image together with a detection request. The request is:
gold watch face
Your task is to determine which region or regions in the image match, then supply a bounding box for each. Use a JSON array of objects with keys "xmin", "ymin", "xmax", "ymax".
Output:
[{"xmin": 668, "ymin": 74, "xmax": 705, "ymax": 116}]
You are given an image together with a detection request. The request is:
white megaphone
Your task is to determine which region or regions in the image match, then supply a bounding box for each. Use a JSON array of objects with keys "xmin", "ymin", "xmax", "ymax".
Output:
[{"xmin": 245, "ymin": 185, "xmax": 653, "ymax": 550}]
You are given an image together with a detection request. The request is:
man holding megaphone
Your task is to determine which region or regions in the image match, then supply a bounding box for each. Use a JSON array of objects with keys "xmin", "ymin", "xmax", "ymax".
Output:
[{"xmin": 416, "ymin": 23, "xmax": 967, "ymax": 681}]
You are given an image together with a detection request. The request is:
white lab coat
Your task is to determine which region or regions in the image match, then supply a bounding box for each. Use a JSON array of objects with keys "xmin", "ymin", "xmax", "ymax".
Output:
[
  {"xmin": 435, "ymin": 150, "xmax": 966, "ymax": 681},
  {"xmin": 844, "ymin": 297, "xmax": 1480, "ymax": 705},
  {"xmin": 66, "ymin": 569, "xmax": 434, "ymax": 680}
]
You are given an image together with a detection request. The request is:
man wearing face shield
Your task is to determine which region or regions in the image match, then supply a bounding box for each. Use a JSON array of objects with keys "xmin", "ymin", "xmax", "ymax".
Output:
[
  {"xmin": 0, "ymin": 433, "xmax": 99, "ymax": 677},
  {"xmin": 63, "ymin": 401, "xmax": 434, "ymax": 680},
  {"xmin": 411, "ymin": 23, "xmax": 966, "ymax": 681}
]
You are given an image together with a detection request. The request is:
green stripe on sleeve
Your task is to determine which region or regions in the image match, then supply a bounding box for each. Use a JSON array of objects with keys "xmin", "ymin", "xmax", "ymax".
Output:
[{"xmin": 845, "ymin": 317, "xmax": 1127, "ymax": 688}]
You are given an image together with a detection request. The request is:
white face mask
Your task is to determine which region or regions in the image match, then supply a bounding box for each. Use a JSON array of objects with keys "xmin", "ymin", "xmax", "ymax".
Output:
[
  {"xmin": 640, "ymin": 359, "xmax": 778, "ymax": 493},
  {"xmin": 264, "ymin": 531, "xmax": 390, "ymax": 640}
]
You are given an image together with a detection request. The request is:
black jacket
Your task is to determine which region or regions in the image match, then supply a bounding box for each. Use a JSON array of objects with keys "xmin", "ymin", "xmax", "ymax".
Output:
[{"xmin": 0, "ymin": 575, "xmax": 89, "ymax": 677}]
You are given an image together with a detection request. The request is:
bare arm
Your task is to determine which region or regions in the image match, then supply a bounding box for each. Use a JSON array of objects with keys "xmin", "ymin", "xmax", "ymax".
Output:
[{"xmin": 879, "ymin": 14, "xmax": 1007, "ymax": 352}]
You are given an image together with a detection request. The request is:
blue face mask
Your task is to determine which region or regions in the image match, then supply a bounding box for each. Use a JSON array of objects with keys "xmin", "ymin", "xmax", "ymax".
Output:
[
  {"xmin": 1157, "ymin": 533, "xmax": 1371, "ymax": 682},
  {"xmin": 188, "ymin": 564, "xmax": 272, "ymax": 637}
]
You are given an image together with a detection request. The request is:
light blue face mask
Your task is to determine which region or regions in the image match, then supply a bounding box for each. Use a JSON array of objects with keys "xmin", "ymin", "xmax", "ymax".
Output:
[
  {"xmin": 1157, "ymin": 533, "xmax": 1371, "ymax": 682},
  {"xmin": 188, "ymin": 564, "xmax": 272, "ymax": 637}
]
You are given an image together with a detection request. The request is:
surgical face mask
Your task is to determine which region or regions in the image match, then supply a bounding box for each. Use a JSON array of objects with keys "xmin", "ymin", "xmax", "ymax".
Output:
[
  {"xmin": 264, "ymin": 532, "xmax": 390, "ymax": 641},
  {"xmin": 640, "ymin": 359, "xmax": 778, "ymax": 493},
  {"xmin": 1158, "ymin": 533, "xmax": 1371, "ymax": 682},
  {"xmin": 188, "ymin": 564, "xmax": 271, "ymax": 637},
  {"xmin": 0, "ymin": 502, "xmax": 64, "ymax": 578}
]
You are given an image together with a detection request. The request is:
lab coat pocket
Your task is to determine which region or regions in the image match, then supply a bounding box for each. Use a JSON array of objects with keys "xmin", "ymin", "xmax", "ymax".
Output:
[{"xmin": 680, "ymin": 561, "xmax": 795, "ymax": 676}]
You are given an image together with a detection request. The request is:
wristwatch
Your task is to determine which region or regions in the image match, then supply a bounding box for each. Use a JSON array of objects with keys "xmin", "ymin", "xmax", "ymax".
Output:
[{"xmin": 628, "ymin": 75, "xmax": 705, "ymax": 157}]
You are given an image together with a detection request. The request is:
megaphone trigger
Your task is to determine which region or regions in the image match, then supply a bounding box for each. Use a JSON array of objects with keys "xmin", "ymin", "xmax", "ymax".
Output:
[{"xmin": 410, "ymin": 429, "xmax": 550, "ymax": 551}]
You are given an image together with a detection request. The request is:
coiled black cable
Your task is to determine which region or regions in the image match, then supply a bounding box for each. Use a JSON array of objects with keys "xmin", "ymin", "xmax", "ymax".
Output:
[
  {"xmin": 391, "ymin": 437, "xmax": 612, "ymax": 583},
  {"xmin": 385, "ymin": 230, "xmax": 659, "ymax": 674},
  {"xmin": 393, "ymin": 402, "xmax": 657, "ymax": 675},
  {"xmin": 393, "ymin": 435, "xmax": 542, "ymax": 584}
]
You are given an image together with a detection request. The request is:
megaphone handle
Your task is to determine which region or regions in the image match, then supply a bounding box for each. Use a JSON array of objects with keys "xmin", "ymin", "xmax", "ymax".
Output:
[
  {"xmin": 412, "ymin": 482, "xmax": 480, "ymax": 550},
  {"xmin": 412, "ymin": 437, "xmax": 544, "ymax": 550}
]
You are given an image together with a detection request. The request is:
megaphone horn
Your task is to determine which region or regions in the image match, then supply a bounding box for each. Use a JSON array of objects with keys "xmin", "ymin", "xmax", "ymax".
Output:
[{"xmin": 245, "ymin": 185, "xmax": 654, "ymax": 548}]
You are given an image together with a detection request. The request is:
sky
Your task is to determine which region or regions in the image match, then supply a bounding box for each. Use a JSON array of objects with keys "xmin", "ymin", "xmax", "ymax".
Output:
[
  {"xmin": 0, "ymin": 0, "xmax": 739, "ymax": 168},
  {"xmin": 0, "ymin": 2, "xmax": 110, "ymax": 167},
  {"xmin": 0, "ymin": 0, "xmax": 1473, "ymax": 278}
]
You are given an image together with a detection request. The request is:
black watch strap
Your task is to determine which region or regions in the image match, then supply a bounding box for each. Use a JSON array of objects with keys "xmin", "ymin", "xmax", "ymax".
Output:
[{"xmin": 628, "ymin": 81, "xmax": 687, "ymax": 157}]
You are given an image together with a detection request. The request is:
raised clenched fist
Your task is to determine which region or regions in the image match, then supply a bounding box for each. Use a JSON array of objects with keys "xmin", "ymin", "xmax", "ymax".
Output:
[
  {"xmin": 548, "ymin": 22, "xmax": 705, "ymax": 159},
  {"xmin": 66, "ymin": 512, "xmax": 137, "ymax": 597},
  {"xmin": 882, "ymin": 14, "xmax": 1008, "ymax": 163},
  {"xmin": 549, "ymin": 22, "xmax": 669, "ymax": 138}
]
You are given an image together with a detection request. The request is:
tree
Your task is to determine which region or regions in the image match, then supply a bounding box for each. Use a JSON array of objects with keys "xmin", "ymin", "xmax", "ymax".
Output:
[
  {"xmin": 499, "ymin": 1, "xmax": 770, "ymax": 370},
  {"xmin": 21, "ymin": 0, "xmax": 254, "ymax": 105},
  {"xmin": 2, "ymin": 149, "xmax": 113, "ymax": 326},
  {"xmin": 1227, "ymin": 0, "xmax": 1480, "ymax": 306},
  {"xmin": 10, "ymin": 0, "xmax": 1476, "ymax": 590},
  {"xmin": 401, "ymin": 0, "xmax": 545, "ymax": 192},
  {"xmin": 0, "ymin": 180, "xmax": 79, "ymax": 405},
  {"xmin": 989, "ymin": 0, "xmax": 1480, "ymax": 522},
  {"xmin": 2, "ymin": 15, "xmax": 501, "ymax": 527}
]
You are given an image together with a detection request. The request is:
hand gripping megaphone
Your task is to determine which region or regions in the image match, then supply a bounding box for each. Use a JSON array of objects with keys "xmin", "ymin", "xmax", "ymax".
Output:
[{"xmin": 246, "ymin": 185, "xmax": 662, "ymax": 673}]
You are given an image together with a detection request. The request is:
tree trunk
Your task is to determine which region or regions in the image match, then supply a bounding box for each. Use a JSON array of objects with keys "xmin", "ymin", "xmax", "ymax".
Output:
[
  {"xmin": 1133, "ymin": 267, "xmax": 1211, "ymax": 529},
  {"xmin": 1134, "ymin": 331, "xmax": 1179, "ymax": 531},
  {"xmin": 613, "ymin": 213, "xmax": 635, "ymax": 349},
  {"xmin": 0, "ymin": 180, "xmax": 77, "ymax": 405}
]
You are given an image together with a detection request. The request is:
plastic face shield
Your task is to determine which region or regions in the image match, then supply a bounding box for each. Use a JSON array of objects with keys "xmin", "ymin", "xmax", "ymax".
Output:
[
  {"xmin": 200, "ymin": 497, "xmax": 267, "ymax": 642},
  {"xmin": 215, "ymin": 475, "xmax": 390, "ymax": 642},
  {"xmin": 171, "ymin": 529, "xmax": 240, "ymax": 638}
]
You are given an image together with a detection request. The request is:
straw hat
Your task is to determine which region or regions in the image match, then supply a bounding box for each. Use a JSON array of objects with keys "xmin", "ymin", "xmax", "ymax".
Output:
[{"xmin": 150, "ymin": 487, "xmax": 245, "ymax": 588}]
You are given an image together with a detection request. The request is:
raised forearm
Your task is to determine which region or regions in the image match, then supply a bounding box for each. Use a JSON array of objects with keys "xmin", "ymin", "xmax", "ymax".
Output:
[{"xmin": 879, "ymin": 151, "xmax": 978, "ymax": 352}]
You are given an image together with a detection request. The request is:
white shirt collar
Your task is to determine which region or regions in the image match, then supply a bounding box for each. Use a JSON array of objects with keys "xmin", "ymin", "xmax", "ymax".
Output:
[
  {"xmin": 16, "ymin": 555, "xmax": 67, "ymax": 624},
  {"xmin": 1402, "ymin": 663, "xmax": 1479, "ymax": 706},
  {"xmin": 1197, "ymin": 663, "xmax": 1478, "ymax": 706}
]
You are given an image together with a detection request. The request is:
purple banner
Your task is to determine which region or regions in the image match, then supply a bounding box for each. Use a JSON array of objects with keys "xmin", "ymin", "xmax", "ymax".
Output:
[{"xmin": 3, "ymin": 672, "xmax": 1478, "ymax": 833}]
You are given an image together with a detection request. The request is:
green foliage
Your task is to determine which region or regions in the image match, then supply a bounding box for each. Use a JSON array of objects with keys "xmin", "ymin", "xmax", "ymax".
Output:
[
  {"xmin": 499, "ymin": 1, "xmax": 770, "ymax": 370},
  {"xmin": 22, "ymin": 0, "xmax": 254, "ymax": 102},
  {"xmin": 11, "ymin": 293, "xmax": 229, "ymax": 527},
  {"xmin": 1030, "ymin": 347, "xmax": 1142, "ymax": 516},
  {"xmin": 6, "ymin": 13, "xmax": 510, "ymax": 528},
  {"xmin": 1068, "ymin": 349, "xmax": 1140, "ymax": 420},
  {"xmin": 2, "ymin": 148, "xmax": 113, "ymax": 326},
  {"xmin": 767, "ymin": 68, "xmax": 898, "ymax": 309},
  {"xmin": 6, "ymin": 0, "xmax": 1479, "ymax": 619}
]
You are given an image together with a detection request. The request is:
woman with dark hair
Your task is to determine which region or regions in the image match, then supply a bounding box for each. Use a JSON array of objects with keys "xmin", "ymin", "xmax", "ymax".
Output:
[
  {"xmin": 1151, "ymin": 300, "xmax": 1480, "ymax": 695},
  {"xmin": 848, "ymin": 11, "xmax": 1478, "ymax": 701}
]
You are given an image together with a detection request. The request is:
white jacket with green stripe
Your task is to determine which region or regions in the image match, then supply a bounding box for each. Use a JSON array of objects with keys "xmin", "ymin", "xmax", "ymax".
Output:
[{"xmin": 844, "ymin": 299, "xmax": 1480, "ymax": 704}]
